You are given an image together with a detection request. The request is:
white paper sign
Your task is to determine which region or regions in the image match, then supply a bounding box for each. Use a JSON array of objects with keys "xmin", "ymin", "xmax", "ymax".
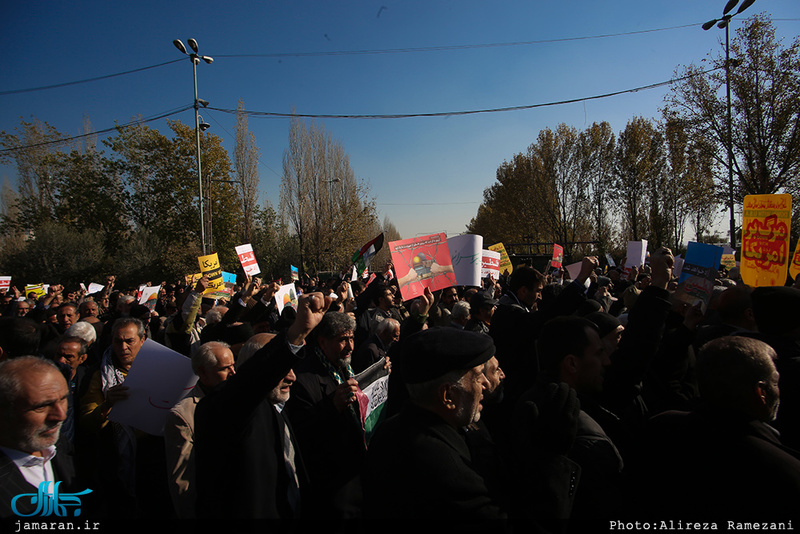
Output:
[
  {"xmin": 235, "ymin": 243, "xmax": 261, "ymax": 277},
  {"xmin": 108, "ymin": 339, "xmax": 198, "ymax": 436},
  {"xmin": 138, "ymin": 286, "xmax": 160, "ymax": 310},
  {"xmin": 625, "ymin": 240, "xmax": 648, "ymax": 268},
  {"xmin": 447, "ymin": 234, "xmax": 483, "ymax": 287},
  {"xmin": 565, "ymin": 261, "xmax": 591, "ymax": 289},
  {"xmin": 274, "ymin": 283, "xmax": 299, "ymax": 315},
  {"xmin": 481, "ymin": 249, "xmax": 501, "ymax": 279},
  {"xmin": 87, "ymin": 283, "xmax": 105, "ymax": 295}
]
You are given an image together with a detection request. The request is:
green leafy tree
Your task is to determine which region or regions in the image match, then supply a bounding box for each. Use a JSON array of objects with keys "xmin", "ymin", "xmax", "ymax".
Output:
[{"xmin": 665, "ymin": 13, "xmax": 800, "ymax": 227}]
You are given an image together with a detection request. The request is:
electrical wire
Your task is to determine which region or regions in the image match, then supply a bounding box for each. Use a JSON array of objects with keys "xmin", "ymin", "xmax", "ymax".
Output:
[
  {"xmin": 0, "ymin": 59, "xmax": 184, "ymax": 97},
  {"xmin": 206, "ymin": 67, "xmax": 717, "ymax": 121},
  {"xmin": 0, "ymin": 105, "xmax": 193, "ymax": 154}
]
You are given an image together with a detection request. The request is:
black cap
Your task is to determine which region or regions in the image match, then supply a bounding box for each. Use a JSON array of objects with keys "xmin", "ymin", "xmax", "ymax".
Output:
[
  {"xmin": 585, "ymin": 311, "xmax": 621, "ymax": 338},
  {"xmin": 401, "ymin": 327, "xmax": 495, "ymax": 384},
  {"xmin": 470, "ymin": 291, "xmax": 498, "ymax": 310}
]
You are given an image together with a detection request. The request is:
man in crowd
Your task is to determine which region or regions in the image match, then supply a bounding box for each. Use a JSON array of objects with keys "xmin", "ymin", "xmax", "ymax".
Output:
[
  {"xmin": 194, "ymin": 292, "xmax": 329, "ymax": 522},
  {"xmin": 465, "ymin": 291, "xmax": 498, "ymax": 335},
  {"xmin": 164, "ymin": 340, "xmax": 236, "ymax": 518},
  {"xmin": 636, "ymin": 336, "xmax": 800, "ymax": 520},
  {"xmin": 352, "ymin": 317, "xmax": 399, "ymax": 373},
  {"xmin": 0, "ymin": 356, "xmax": 82, "ymax": 518},
  {"xmin": 284, "ymin": 311, "xmax": 368, "ymax": 519},
  {"xmin": 79, "ymin": 317, "xmax": 170, "ymax": 518},
  {"xmin": 363, "ymin": 327, "xmax": 505, "ymax": 527}
]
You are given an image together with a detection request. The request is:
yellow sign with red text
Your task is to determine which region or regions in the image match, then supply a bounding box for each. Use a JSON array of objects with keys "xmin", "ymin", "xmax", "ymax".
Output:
[{"xmin": 741, "ymin": 194, "xmax": 792, "ymax": 287}]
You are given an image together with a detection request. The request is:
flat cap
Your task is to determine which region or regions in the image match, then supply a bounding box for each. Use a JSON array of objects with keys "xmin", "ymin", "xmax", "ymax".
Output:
[{"xmin": 401, "ymin": 327, "xmax": 495, "ymax": 384}]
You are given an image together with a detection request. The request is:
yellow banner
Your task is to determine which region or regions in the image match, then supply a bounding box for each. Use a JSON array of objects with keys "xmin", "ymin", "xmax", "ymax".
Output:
[
  {"xmin": 740, "ymin": 194, "xmax": 792, "ymax": 287},
  {"xmin": 197, "ymin": 253, "xmax": 225, "ymax": 295},
  {"xmin": 488, "ymin": 242, "xmax": 513, "ymax": 276}
]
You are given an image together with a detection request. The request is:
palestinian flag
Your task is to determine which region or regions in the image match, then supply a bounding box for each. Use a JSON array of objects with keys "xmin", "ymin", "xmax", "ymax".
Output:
[{"xmin": 352, "ymin": 233, "xmax": 384, "ymax": 274}]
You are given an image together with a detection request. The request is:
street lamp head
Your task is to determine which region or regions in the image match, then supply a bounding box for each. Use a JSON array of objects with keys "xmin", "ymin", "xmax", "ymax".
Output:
[
  {"xmin": 702, "ymin": 19, "xmax": 718, "ymax": 31},
  {"xmin": 198, "ymin": 116, "xmax": 211, "ymax": 132},
  {"xmin": 717, "ymin": 19, "xmax": 729, "ymax": 29},
  {"xmin": 188, "ymin": 38, "xmax": 199, "ymax": 53},
  {"xmin": 737, "ymin": 0, "xmax": 756, "ymax": 14},
  {"xmin": 722, "ymin": 0, "xmax": 739, "ymax": 15},
  {"xmin": 173, "ymin": 39, "xmax": 188, "ymax": 55},
  {"xmin": 197, "ymin": 98, "xmax": 210, "ymax": 108},
  {"xmin": 201, "ymin": 55, "xmax": 214, "ymax": 64}
]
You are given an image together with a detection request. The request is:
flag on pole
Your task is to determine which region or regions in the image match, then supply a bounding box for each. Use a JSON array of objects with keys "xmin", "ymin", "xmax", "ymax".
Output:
[{"xmin": 352, "ymin": 233, "xmax": 384, "ymax": 273}]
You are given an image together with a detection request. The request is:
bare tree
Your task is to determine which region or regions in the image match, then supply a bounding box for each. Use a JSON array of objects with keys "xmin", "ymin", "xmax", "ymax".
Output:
[
  {"xmin": 280, "ymin": 115, "xmax": 377, "ymax": 274},
  {"xmin": 234, "ymin": 99, "xmax": 261, "ymax": 244}
]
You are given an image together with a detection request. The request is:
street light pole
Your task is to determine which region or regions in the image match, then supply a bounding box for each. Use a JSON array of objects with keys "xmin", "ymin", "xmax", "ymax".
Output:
[
  {"xmin": 703, "ymin": 0, "xmax": 756, "ymax": 250},
  {"xmin": 174, "ymin": 38, "xmax": 214, "ymax": 255}
]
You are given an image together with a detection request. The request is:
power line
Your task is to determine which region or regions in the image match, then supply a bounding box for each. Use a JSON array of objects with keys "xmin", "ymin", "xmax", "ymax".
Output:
[
  {"xmin": 1, "ymin": 66, "xmax": 716, "ymax": 155},
  {"xmin": 0, "ymin": 105, "xmax": 193, "ymax": 155},
  {"xmin": 215, "ymin": 22, "xmax": 704, "ymax": 59},
  {"xmin": 206, "ymin": 68, "xmax": 716, "ymax": 121},
  {"xmin": 7, "ymin": 17, "xmax": 786, "ymax": 97},
  {"xmin": 0, "ymin": 59, "xmax": 184, "ymax": 97}
]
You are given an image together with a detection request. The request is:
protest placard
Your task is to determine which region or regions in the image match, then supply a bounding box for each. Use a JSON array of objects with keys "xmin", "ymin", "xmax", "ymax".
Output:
[
  {"xmin": 791, "ymin": 236, "xmax": 800, "ymax": 281},
  {"xmin": 138, "ymin": 286, "xmax": 160, "ymax": 310},
  {"xmin": 481, "ymin": 249, "xmax": 501, "ymax": 280},
  {"xmin": 274, "ymin": 283, "xmax": 299, "ymax": 315},
  {"xmin": 235, "ymin": 243, "xmax": 261, "ymax": 277},
  {"xmin": 679, "ymin": 242, "xmax": 724, "ymax": 284},
  {"xmin": 552, "ymin": 244, "xmax": 564, "ymax": 269},
  {"xmin": 291, "ymin": 265, "xmax": 299, "ymax": 281},
  {"xmin": 624, "ymin": 240, "xmax": 648, "ymax": 275},
  {"xmin": 87, "ymin": 282, "xmax": 105, "ymax": 295},
  {"xmin": 25, "ymin": 284, "xmax": 46, "ymax": 300},
  {"xmin": 0, "ymin": 276, "xmax": 10, "ymax": 291},
  {"xmin": 721, "ymin": 253, "xmax": 737, "ymax": 270},
  {"xmin": 108, "ymin": 339, "xmax": 198, "ymax": 436},
  {"xmin": 488, "ymin": 242, "xmax": 513, "ymax": 277},
  {"xmin": 447, "ymin": 234, "xmax": 482, "ymax": 287},
  {"xmin": 389, "ymin": 233, "xmax": 457, "ymax": 301},
  {"xmin": 198, "ymin": 252, "xmax": 226, "ymax": 295},
  {"xmin": 673, "ymin": 266, "xmax": 717, "ymax": 314},
  {"xmin": 741, "ymin": 194, "xmax": 792, "ymax": 287}
]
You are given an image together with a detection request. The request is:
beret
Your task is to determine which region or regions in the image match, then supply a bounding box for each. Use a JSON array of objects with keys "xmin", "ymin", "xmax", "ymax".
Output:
[{"xmin": 401, "ymin": 327, "xmax": 495, "ymax": 384}]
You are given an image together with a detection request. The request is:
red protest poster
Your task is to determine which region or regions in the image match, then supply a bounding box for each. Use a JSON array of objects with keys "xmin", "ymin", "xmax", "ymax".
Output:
[
  {"xmin": 389, "ymin": 233, "xmax": 457, "ymax": 301},
  {"xmin": 552, "ymin": 244, "xmax": 564, "ymax": 269}
]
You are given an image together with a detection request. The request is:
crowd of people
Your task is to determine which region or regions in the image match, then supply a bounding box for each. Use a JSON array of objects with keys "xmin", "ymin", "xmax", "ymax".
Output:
[{"xmin": 1, "ymin": 250, "xmax": 799, "ymax": 532}]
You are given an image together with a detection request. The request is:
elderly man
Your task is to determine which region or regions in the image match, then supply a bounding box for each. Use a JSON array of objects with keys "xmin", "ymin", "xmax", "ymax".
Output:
[
  {"xmin": 352, "ymin": 317, "xmax": 398, "ymax": 373},
  {"xmin": 194, "ymin": 292, "xmax": 329, "ymax": 521},
  {"xmin": 284, "ymin": 311, "xmax": 368, "ymax": 519},
  {"xmin": 78, "ymin": 300, "xmax": 99, "ymax": 320},
  {"xmin": 164, "ymin": 341, "xmax": 235, "ymax": 518},
  {"xmin": 79, "ymin": 317, "xmax": 170, "ymax": 518},
  {"xmin": 0, "ymin": 356, "xmax": 82, "ymax": 518},
  {"xmin": 363, "ymin": 327, "xmax": 505, "ymax": 525},
  {"xmin": 449, "ymin": 299, "xmax": 471, "ymax": 329}
]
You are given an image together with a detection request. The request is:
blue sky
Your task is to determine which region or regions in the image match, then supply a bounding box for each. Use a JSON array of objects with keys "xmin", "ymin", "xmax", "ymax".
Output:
[{"xmin": 2, "ymin": 1, "xmax": 798, "ymax": 242}]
